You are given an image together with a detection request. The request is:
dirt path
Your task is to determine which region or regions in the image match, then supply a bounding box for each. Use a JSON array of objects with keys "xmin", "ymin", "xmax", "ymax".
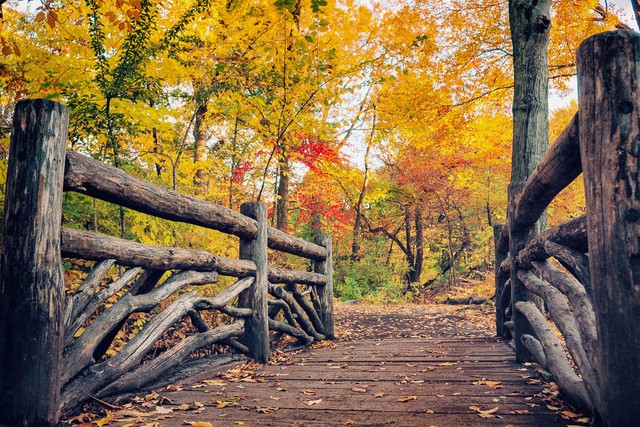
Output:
[{"xmin": 81, "ymin": 303, "xmax": 575, "ymax": 427}]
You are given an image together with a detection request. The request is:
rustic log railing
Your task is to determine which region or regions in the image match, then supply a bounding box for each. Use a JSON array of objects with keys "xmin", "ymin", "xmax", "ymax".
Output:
[
  {"xmin": 0, "ymin": 100, "xmax": 334, "ymax": 425},
  {"xmin": 494, "ymin": 31, "xmax": 640, "ymax": 426}
]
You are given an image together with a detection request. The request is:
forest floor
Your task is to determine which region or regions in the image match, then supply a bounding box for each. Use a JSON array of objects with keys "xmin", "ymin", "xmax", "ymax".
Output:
[{"xmin": 65, "ymin": 302, "xmax": 591, "ymax": 427}]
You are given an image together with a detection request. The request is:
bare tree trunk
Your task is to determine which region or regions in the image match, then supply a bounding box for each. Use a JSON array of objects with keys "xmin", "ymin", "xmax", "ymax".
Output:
[
  {"xmin": 351, "ymin": 112, "xmax": 375, "ymax": 261},
  {"xmin": 413, "ymin": 205, "xmax": 424, "ymax": 283},
  {"xmin": 276, "ymin": 153, "xmax": 290, "ymax": 231},
  {"xmin": 193, "ymin": 103, "xmax": 208, "ymax": 193},
  {"xmin": 508, "ymin": 0, "xmax": 551, "ymax": 362}
]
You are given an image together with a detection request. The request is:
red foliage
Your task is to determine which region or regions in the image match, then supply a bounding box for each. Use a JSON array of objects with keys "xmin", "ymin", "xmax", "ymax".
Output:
[
  {"xmin": 231, "ymin": 161, "xmax": 254, "ymax": 184},
  {"xmin": 291, "ymin": 133, "xmax": 339, "ymax": 174}
]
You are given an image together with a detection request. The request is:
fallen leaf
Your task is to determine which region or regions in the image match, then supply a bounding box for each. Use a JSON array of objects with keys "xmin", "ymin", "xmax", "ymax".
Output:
[
  {"xmin": 344, "ymin": 420, "xmax": 356, "ymax": 425},
  {"xmin": 155, "ymin": 406, "xmax": 173, "ymax": 415},
  {"xmin": 560, "ymin": 410, "xmax": 579, "ymax": 419},
  {"xmin": 67, "ymin": 413, "xmax": 96, "ymax": 424},
  {"xmin": 256, "ymin": 407, "xmax": 278, "ymax": 413},
  {"xmin": 202, "ymin": 379, "xmax": 227, "ymax": 386},
  {"xmin": 301, "ymin": 389, "xmax": 316, "ymax": 395},
  {"xmin": 94, "ymin": 412, "xmax": 112, "ymax": 427},
  {"xmin": 184, "ymin": 422, "xmax": 213, "ymax": 427},
  {"xmin": 374, "ymin": 392, "xmax": 385, "ymax": 398},
  {"xmin": 351, "ymin": 387, "xmax": 368, "ymax": 393},
  {"xmin": 398, "ymin": 396, "xmax": 417, "ymax": 402},
  {"xmin": 304, "ymin": 399, "xmax": 323, "ymax": 406}
]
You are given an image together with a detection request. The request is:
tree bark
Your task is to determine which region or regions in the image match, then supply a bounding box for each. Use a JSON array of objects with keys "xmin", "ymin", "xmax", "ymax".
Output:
[
  {"xmin": 193, "ymin": 103, "xmax": 208, "ymax": 192},
  {"xmin": 517, "ymin": 270, "xmax": 598, "ymax": 401},
  {"xmin": 515, "ymin": 301, "xmax": 592, "ymax": 412},
  {"xmin": 0, "ymin": 99, "xmax": 68, "ymax": 426},
  {"xmin": 276, "ymin": 154, "xmax": 290, "ymax": 231},
  {"xmin": 314, "ymin": 235, "xmax": 335, "ymax": 339},
  {"xmin": 238, "ymin": 202, "xmax": 270, "ymax": 363},
  {"xmin": 509, "ymin": 0, "xmax": 551, "ymax": 183},
  {"xmin": 514, "ymin": 114, "xmax": 580, "ymax": 228},
  {"xmin": 578, "ymin": 30, "xmax": 640, "ymax": 425}
]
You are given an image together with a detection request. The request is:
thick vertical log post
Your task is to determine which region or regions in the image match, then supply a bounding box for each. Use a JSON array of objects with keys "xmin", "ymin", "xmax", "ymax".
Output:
[
  {"xmin": 238, "ymin": 202, "xmax": 270, "ymax": 363},
  {"xmin": 578, "ymin": 30, "xmax": 640, "ymax": 426},
  {"xmin": 508, "ymin": 183, "xmax": 536, "ymax": 362},
  {"xmin": 0, "ymin": 99, "xmax": 69, "ymax": 425},
  {"xmin": 314, "ymin": 235, "xmax": 334, "ymax": 339},
  {"xmin": 493, "ymin": 224, "xmax": 508, "ymax": 338}
]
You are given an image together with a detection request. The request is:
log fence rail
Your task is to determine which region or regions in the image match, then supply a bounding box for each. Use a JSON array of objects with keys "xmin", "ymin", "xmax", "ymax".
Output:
[
  {"xmin": 0, "ymin": 99, "xmax": 334, "ymax": 425},
  {"xmin": 494, "ymin": 30, "xmax": 640, "ymax": 426}
]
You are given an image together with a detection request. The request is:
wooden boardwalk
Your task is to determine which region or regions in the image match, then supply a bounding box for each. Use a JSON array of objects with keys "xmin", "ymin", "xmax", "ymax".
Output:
[{"xmin": 107, "ymin": 305, "xmax": 570, "ymax": 426}]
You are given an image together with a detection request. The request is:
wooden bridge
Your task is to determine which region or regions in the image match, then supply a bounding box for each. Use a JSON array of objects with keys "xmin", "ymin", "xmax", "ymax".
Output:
[
  {"xmin": 92, "ymin": 304, "xmax": 569, "ymax": 426},
  {"xmin": 0, "ymin": 31, "xmax": 640, "ymax": 427}
]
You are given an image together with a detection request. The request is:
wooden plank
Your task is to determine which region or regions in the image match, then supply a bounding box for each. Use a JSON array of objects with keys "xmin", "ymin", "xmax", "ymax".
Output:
[{"xmin": 91, "ymin": 306, "xmax": 564, "ymax": 427}]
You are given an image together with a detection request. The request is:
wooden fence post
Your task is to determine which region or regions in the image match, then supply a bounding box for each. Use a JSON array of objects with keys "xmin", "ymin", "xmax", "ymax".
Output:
[
  {"xmin": 0, "ymin": 99, "xmax": 69, "ymax": 425},
  {"xmin": 238, "ymin": 202, "xmax": 270, "ymax": 363},
  {"xmin": 578, "ymin": 30, "xmax": 640, "ymax": 426},
  {"xmin": 493, "ymin": 224, "xmax": 508, "ymax": 338},
  {"xmin": 314, "ymin": 235, "xmax": 334, "ymax": 339},
  {"xmin": 508, "ymin": 183, "xmax": 536, "ymax": 362}
]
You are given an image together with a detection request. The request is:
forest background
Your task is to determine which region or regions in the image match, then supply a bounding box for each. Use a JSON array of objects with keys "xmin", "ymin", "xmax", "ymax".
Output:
[{"xmin": 0, "ymin": 0, "xmax": 630, "ymax": 302}]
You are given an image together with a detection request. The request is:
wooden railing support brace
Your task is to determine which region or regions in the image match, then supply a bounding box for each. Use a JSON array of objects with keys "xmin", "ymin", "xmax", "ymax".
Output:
[
  {"xmin": 238, "ymin": 202, "xmax": 270, "ymax": 363},
  {"xmin": 493, "ymin": 224, "xmax": 508, "ymax": 338},
  {"xmin": 578, "ymin": 30, "xmax": 640, "ymax": 426},
  {"xmin": 508, "ymin": 182, "xmax": 536, "ymax": 362},
  {"xmin": 314, "ymin": 235, "xmax": 334, "ymax": 339},
  {"xmin": 0, "ymin": 99, "xmax": 69, "ymax": 426}
]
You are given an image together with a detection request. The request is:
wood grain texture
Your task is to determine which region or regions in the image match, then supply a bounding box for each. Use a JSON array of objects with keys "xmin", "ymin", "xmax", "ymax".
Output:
[
  {"xmin": 64, "ymin": 151, "xmax": 327, "ymax": 259},
  {"xmin": 314, "ymin": 235, "xmax": 335, "ymax": 339},
  {"xmin": 0, "ymin": 99, "xmax": 68, "ymax": 426},
  {"xmin": 237, "ymin": 202, "xmax": 270, "ymax": 363},
  {"xmin": 507, "ymin": 182, "xmax": 537, "ymax": 363},
  {"xmin": 578, "ymin": 30, "xmax": 640, "ymax": 426},
  {"xmin": 61, "ymin": 227, "xmax": 257, "ymax": 277},
  {"xmin": 514, "ymin": 114, "xmax": 581, "ymax": 228}
]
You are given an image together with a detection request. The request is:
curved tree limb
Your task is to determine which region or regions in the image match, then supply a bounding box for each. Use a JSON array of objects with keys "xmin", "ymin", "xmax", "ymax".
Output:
[
  {"xmin": 65, "ymin": 267, "xmax": 141, "ymax": 346},
  {"xmin": 532, "ymin": 260, "xmax": 597, "ymax": 358},
  {"xmin": 515, "ymin": 301, "xmax": 593, "ymax": 412},
  {"xmin": 517, "ymin": 270, "xmax": 597, "ymax": 401}
]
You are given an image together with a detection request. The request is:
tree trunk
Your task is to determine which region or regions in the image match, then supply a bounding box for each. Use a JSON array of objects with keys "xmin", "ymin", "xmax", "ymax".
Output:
[
  {"xmin": 507, "ymin": 0, "xmax": 551, "ymax": 363},
  {"xmin": 509, "ymin": 0, "xmax": 551, "ymax": 183},
  {"xmin": 351, "ymin": 111, "xmax": 375, "ymax": 261},
  {"xmin": 193, "ymin": 103, "xmax": 208, "ymax": 192},
  {"xmin": 276, "ymin": 154, "xmax": 290, "ymax": 231},
  {"xmin": 0, "ymin": 99, "xmax": 68, "ymax": 426}
]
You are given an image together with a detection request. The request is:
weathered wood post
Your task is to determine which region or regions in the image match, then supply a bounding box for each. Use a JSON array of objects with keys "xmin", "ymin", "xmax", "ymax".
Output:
[
  {"xmin": 314, "ymin": 235, "xmax": 334, "ymax": 339},
  {"xmin": 578, "ymin": 30, "xmax": 640, "ymax": 426},
  {"xmin": 493, "ymin": 224, "xmax": 508, "ymax": 338},
  {"xmin": 238, "ymin": 202, "xmax": 270, "ymax": 363},
  {"xmin": 508, "ymin": 183, "xmax": 536, "ymax": 362},
  {"xmin": 0, "ymin": 99, "xmax": 69, "ymax": 425}
]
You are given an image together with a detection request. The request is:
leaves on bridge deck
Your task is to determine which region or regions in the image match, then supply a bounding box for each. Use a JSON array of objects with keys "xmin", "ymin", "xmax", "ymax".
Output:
[{"xmin": 63, "ymin": 302, "xmax": 593, "ymax": 426}]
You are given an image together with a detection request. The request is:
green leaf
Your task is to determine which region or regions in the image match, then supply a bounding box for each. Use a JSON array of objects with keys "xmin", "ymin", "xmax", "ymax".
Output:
[{"xmin": 304, "ymin": 35, "xmax": 314, "ymax": 43}]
